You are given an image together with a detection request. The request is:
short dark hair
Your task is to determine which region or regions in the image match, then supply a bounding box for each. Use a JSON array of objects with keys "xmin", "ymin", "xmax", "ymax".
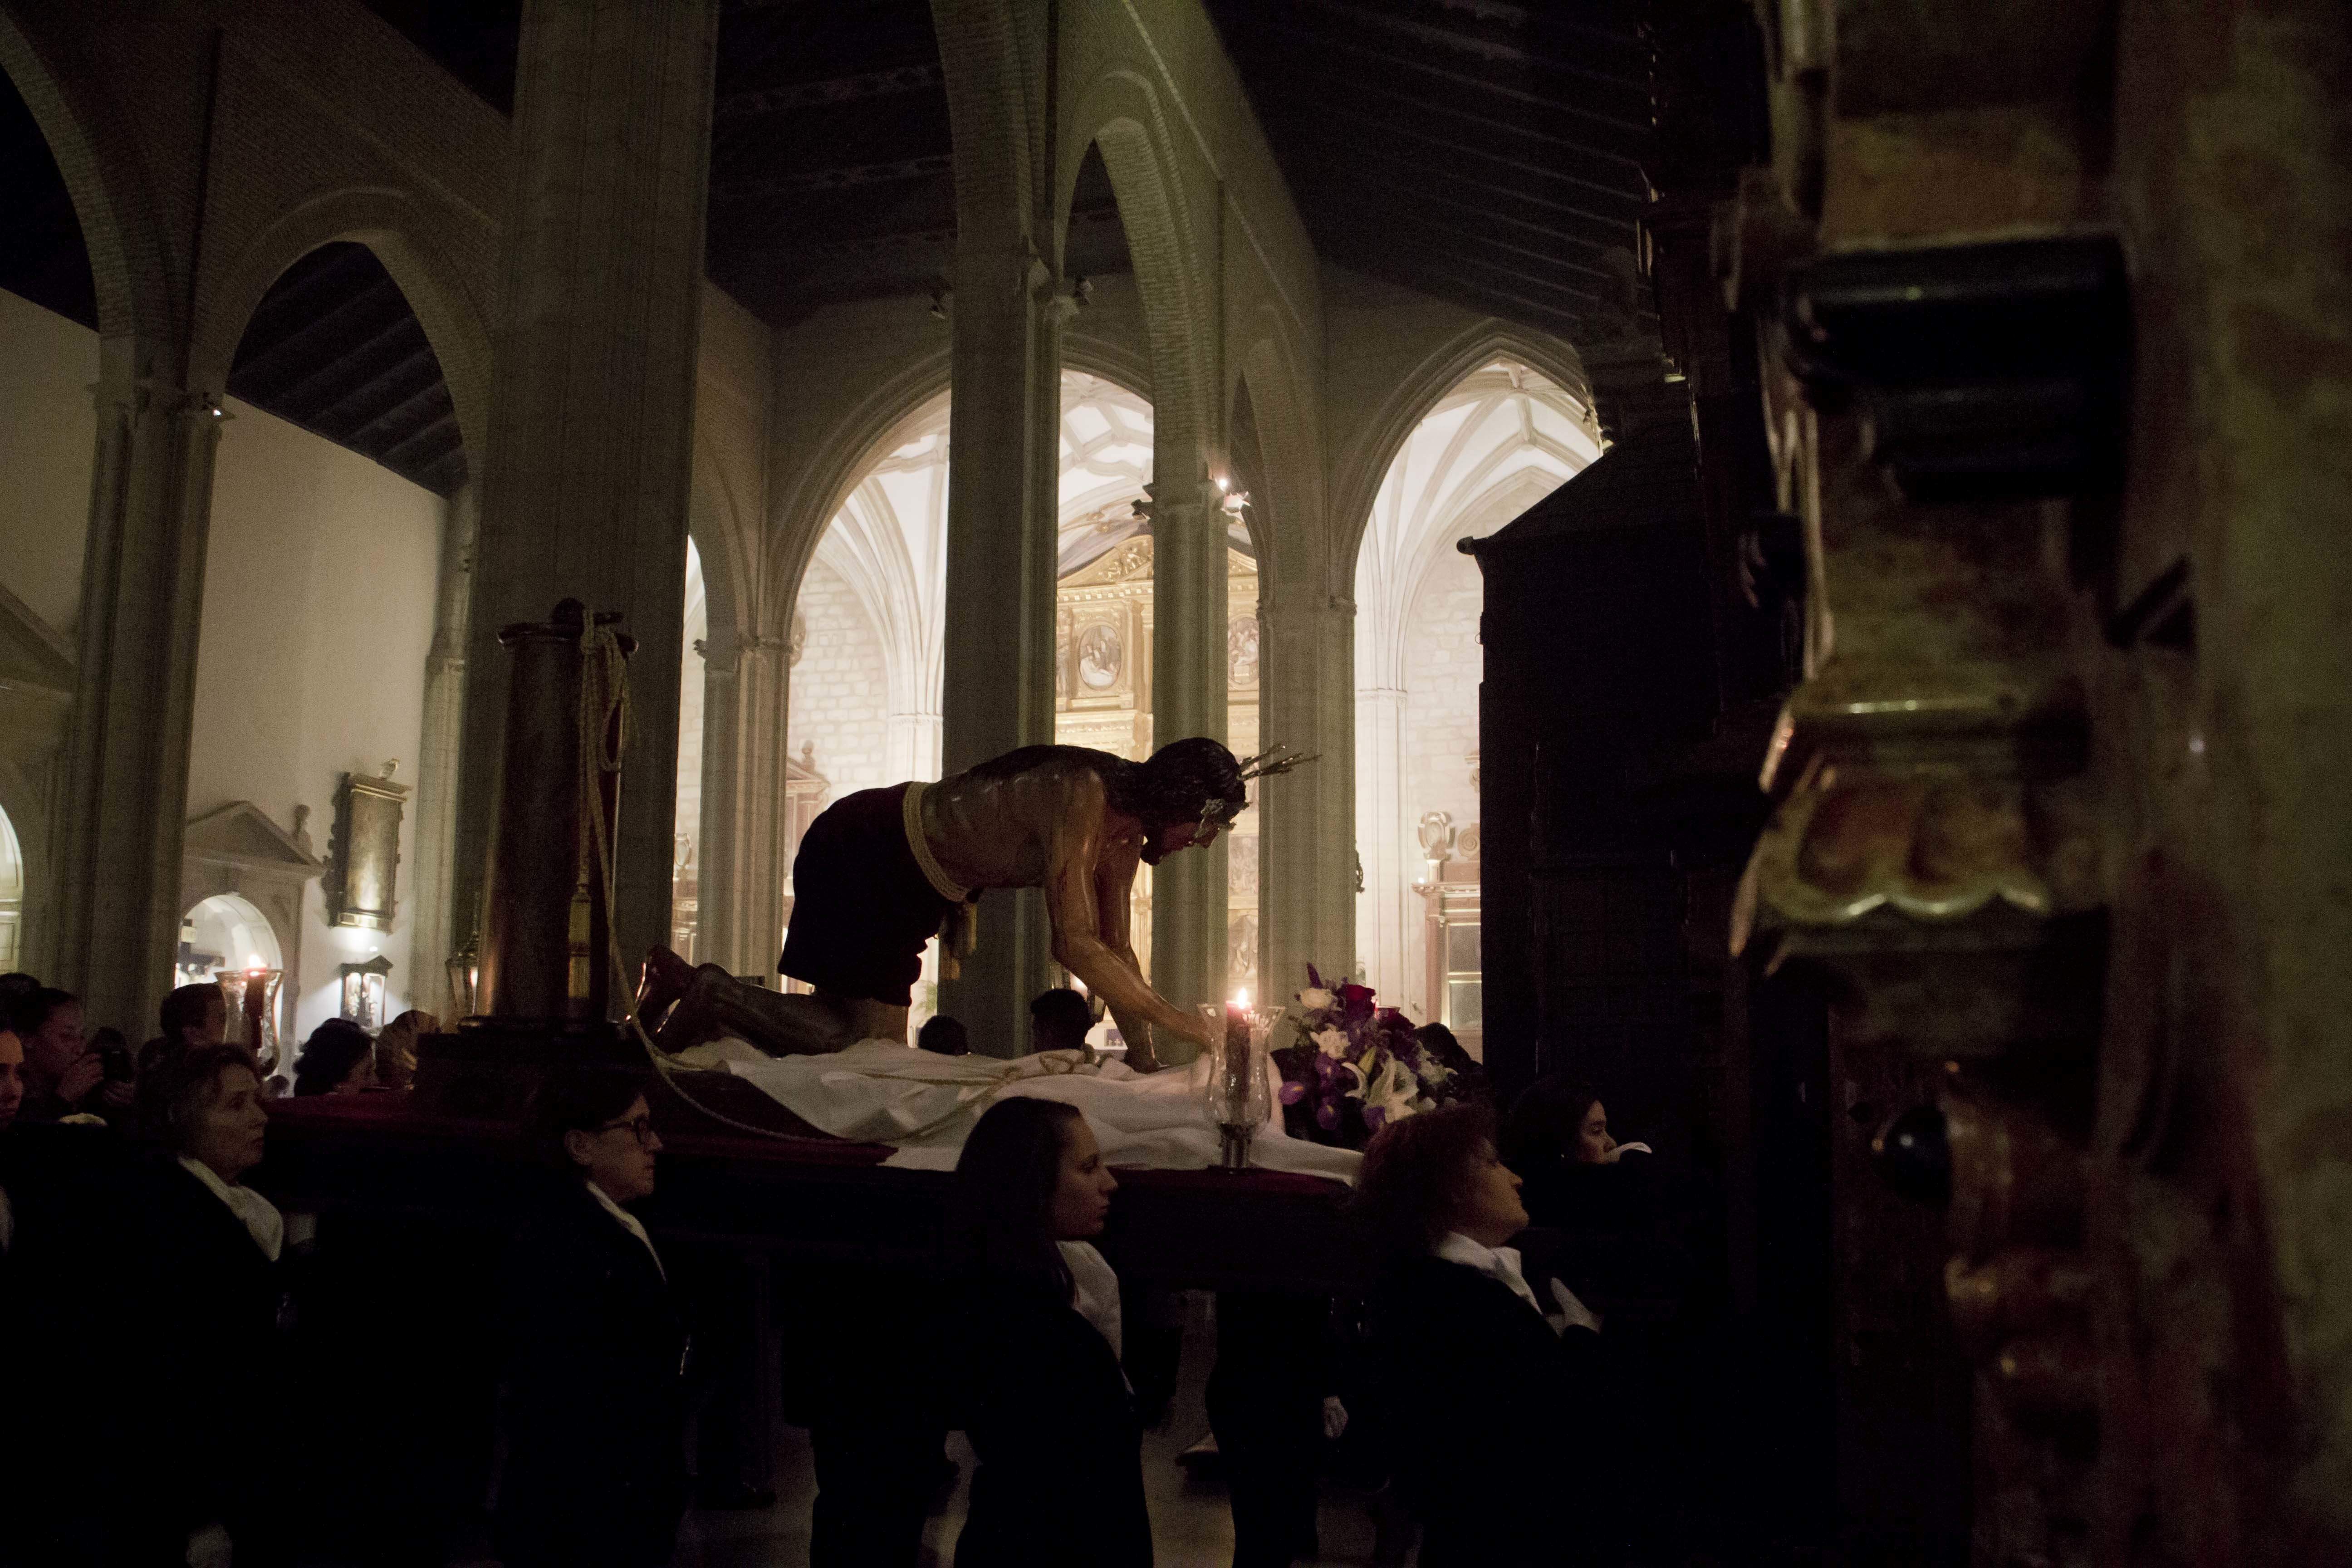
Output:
[
  {"xmin": 1352, "ymin": 1102, "xmax": 1500, "ymax": 1259},
  {"xmin": 1028, "ymin": 988, "xmax": 1094, "ymax": 1047},
  {"xmin": 292, "ymin": 1020, "xmax": 375, "ymax": 1098},
  {"xmin": 161, "ymin": 983, "xmax": 226, "ymax": 1041},
  {"xmin": 1501, "ymin": 1075, "xmax": 1602, "ymax": 1174},
  {"xmin": 526, "ymin": 1066, "xmax": 651, "ymax": 1175},
  {"xmin": 0, "ymin": 973, "xmax": 39, "ymax": 1024},
  {"xmin": 11, "ymin": 986, "xmax": 77, "ymax": 1039},
  {"xmin": 1129, "ymin": 737, "xmax": 1248, "ymax": 840},
  {"xmin": 916, "ymin": 1015, "xmax": 970, "ymax": 1056},
  {"xmin": 148, "ymin": 1043, "xmax": 261, "ymax": 1155},
  {"xmin": 946, "ymin": 1098, "xmax": 1087, "ymax": 1301}
]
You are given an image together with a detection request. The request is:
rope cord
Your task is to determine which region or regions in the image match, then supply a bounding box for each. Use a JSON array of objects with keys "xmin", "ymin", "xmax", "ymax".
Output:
[{"xmin": 572, "ymin": 618, "xmax": 819, "ymax": 1143}]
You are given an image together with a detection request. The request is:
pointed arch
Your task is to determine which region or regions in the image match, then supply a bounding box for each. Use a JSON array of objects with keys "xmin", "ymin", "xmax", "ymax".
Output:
[
  {"xmin": 186, "ymin": 186, "xmax": 494, "ymax": 461},
  {"xmin": 0, "ymin": 6, "xmax": 174, "ymax": 341},
  {"xmin": 1333, "ymin": 320, "xmax": 1598, "ymax": 578},
  {"xmin": 1059, "ymin": 70, "xmax": 1217, "ymax": 477}
]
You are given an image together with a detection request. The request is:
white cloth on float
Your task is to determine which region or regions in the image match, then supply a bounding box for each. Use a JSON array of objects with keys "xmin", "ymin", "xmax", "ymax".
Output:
[{"xmin": 673, "ymin": 1038, "xmax": 1364, "ymax": 1184}]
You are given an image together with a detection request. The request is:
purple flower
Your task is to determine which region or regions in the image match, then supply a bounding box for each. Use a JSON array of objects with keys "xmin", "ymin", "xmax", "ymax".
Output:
[
  {"xmin": 1278, "ymin": 1078, "xmax": 1307, "ymax": 1105},
  {"xmin": 1362, "ymin": 1104, "xmax": 1388, "ymax": 1132},
  {"xmin": 1314, "ymin": 1100, "xmax": 1341, "ymax": 1132}
]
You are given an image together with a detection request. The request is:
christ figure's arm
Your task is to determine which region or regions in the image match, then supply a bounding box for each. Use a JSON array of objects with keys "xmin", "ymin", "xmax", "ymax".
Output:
[{"xmin": 1040, "ymin": 770, "xmax": 1212, "ymax": 1072}]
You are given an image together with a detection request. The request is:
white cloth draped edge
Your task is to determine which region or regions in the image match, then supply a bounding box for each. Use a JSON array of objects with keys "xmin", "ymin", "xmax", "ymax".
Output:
[{"xmin": 673, "ymin": 1039, "xmax": 1366, "ymax": 1185}]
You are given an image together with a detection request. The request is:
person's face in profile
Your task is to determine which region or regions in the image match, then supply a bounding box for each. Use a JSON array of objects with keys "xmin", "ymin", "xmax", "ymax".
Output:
[
  {"xmin": 0, "ymin": 1030, "xmax": 24, "ymax": 1128},
  {"xmin": 1151, "ymin": 809, "xmax": 1228, "ymax": 860},
  {"xmin": 1450, "ymin": 1138, "xmax": 1530, "ymax": 1247},
  {"xmin": 24, "ymin": 1001, "xmax": 85, "ymax": 1084},
  {"xmin": 1050, "ymin": 1117, "xmax": 1117, "ymax": 1240},
  {"xmin": 1573, "ymin": 1101, "xmax": 1617, "ymax": 1166},
  {"xmin": 334, "ymin": 1050, "xmax": 379, "ymax": 1095},
  {"xmin": 188, "ymin": 1066, "xmax": 270, "ymax": 1183},
  {"xmin": 568, "ymin": 1095, "xmax": 661, "ymax": 1204}
]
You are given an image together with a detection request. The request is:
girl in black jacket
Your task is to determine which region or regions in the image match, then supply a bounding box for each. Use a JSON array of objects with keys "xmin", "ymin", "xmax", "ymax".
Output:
[
  {"xmin": 1356, "ymin": 1102, "xmax": 1618, "ymax": 1568},
  {"xmin": 946, "ymin": 1097, "xmax": 1151, "ymax": 1568}
]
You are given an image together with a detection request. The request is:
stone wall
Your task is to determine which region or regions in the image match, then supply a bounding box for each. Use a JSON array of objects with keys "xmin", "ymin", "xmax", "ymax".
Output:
[{"xmin": 784, "ymin": 557, "xmax": 891, "ymax": 804}]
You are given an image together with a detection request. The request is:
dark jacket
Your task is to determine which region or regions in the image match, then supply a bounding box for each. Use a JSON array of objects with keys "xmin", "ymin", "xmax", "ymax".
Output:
[
  {"xmin": 495, "ymin": 1176, "xmax": 691, "ymax": 1568},
  {"xmin": 1373, "ymin": 1244, "xmax": 1610, "ymax": 1568},
  {"xmin": 954, "ymin": 1277, "xmax": 1152, "ymax": 1568},
  {"xmin": 123, "ymin": 1156, "xmax": 297, "ymax": 1567},
  {"xmin": 0, "ymin": 1123, "xmax": 146, "ymax": 1559}
]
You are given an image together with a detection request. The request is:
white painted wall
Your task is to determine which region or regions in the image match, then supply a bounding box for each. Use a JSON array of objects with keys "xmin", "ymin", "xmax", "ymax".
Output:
[
  {"xmin": 0, "ymin": 289, "xmax": 95, "ymax": 640},
  {"xmin": 188, "ymin": 395, "xmax": 443, "ymax": 1042}
]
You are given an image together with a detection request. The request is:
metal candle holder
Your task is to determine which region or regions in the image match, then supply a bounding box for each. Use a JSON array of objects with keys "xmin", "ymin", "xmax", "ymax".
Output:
[{"xmin": 1199, "ymin": 1001, "xmax": 1276, "ymax": 1171}]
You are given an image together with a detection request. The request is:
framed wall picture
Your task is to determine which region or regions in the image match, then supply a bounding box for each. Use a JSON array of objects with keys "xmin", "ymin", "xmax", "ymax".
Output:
[{"xmin": 329, "ymin": 763, "xmax": 409, "ymax": 931}]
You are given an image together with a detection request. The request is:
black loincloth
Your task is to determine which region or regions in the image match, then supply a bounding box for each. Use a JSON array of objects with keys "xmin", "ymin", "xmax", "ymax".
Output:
[{"xmin": 779, "ymin": 783, "xmax": 954, "ymax": 1006}]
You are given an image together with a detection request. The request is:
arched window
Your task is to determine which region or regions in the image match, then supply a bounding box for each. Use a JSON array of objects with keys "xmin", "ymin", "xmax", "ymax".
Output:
[{"xmin": 1352, "ymin": 359, "xmax": 1600, "ymax": 1045}]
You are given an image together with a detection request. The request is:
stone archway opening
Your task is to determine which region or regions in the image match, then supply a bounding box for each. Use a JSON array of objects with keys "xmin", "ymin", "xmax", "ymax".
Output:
[
  {"xmin": 184, "ymin": 240, "xmax": 470, "ymax": 1040},
  {"xmin": 0, "ymin": 65, "xmax": 104, "ymax": 985},
  {"xmin": 0, "ymin": 802, "xmax": 23, "ymax": 973},
  {"xmin": 670, "ymin": 536, "xmax": 707, "ymax": 959},
  {"xmin": 780, "ymin": 369, "xmax": 1262, "ymax": 1034},
  {"xmin": 1350, "ymin": 358, "xmax": 1600, "ymax": 1052}
]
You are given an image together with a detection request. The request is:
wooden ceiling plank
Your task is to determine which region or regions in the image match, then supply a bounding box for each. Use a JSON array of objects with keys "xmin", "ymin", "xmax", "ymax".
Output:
[
  {"xmin": 1287, "ymin": 0, "xmax": 1648, "ymax": 105},
  {"xmin": 1220, "ymin": 13, "xmax": 1651, "ymax": 161}
]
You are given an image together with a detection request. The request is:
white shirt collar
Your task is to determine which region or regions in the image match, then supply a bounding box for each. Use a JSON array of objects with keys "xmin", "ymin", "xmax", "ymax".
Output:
[
  {"xmin": 1059, "ymin": 1240, "xmax": 1123, "ymax": 1361},
  {"xmin": 178, "ymin": 1156, "xmax": 284, "ymax": 1261},
  {"xmin": 1434, "ymin": 1230, "xmax": 1542, "ymax": 1316},
  {"xmin": 586, "ymin": 1180, "xmax": 665, "ymax": 1280}
]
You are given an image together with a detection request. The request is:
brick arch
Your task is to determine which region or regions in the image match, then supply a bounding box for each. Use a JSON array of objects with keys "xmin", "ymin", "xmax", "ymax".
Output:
[
  {"xmin": 688, "ymin": 440, "xmax": 755, "ymax": 652},
  {"xmin": 0, "ymin": 5, "xmax": 175, "ymax": 341},
  {"xmin": 186, "ymin": 186, "xmax": 494, "ymax": 461},
  {"xmin": 1058, "ymin": 71, "xmax": 1217, "ymax": 480},
  {"xmin": 766, "ymin": 348, "xmax": 953, "ymax": 622},
  {"xmin": 1230, "ymin": 324, "xmax": 1324, "ymax": 588},
  {"xmin": 1332, "ymin": 320, "xmax": 1596, "ymax": 580},
  {"xmin": 764, "ymin": 338, "xmax": 1157, "ymax": 620}
]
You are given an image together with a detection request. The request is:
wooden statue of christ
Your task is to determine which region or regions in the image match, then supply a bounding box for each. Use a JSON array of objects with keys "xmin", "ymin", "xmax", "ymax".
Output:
[{"xmin": 638, "ymin": 739, "xmax": 1296, "ymax": 1073}]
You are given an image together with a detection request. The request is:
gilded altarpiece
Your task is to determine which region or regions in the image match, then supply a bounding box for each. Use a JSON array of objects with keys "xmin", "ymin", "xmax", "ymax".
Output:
[{"xmin": 1054, "ymin": 538, "xmax": 1261, "ymax": 1001}]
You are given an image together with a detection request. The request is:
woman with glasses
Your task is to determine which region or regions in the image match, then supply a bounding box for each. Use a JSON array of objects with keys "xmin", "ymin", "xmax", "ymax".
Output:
[{"xmin": 496, "ymin": 1067, "xmax": 691, "ymax": 1568}]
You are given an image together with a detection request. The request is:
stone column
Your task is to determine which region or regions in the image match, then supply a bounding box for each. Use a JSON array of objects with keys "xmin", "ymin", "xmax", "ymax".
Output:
[
  {"xmin": 452, "ymin": 0, "xmax": 720, "ymax": 993},
  {"xmin": 693, "ymin": 625, "xmax": 790, "ymax": 980},
  {"xmin": 1350, "ymin": 678, "xmax": 1407, "ymax": 999},
  {"xmin": 1259, "ymin": 582, "xmax": 1358, "ymax": 997},
  {"xmin": 1148, "ymin": 479, "xmax": 1229, "ymax": 1041},
  {"xmin": 934, "ymin": 244, "xmax": 1061, "ymax": 1051},
  {"xmin": 49, "ymin": 336, "xmax": 223, "ymax": 1036},
  {"xmin": 408, "ymin": 481, "xmax": 477, "ymax": 1018}
]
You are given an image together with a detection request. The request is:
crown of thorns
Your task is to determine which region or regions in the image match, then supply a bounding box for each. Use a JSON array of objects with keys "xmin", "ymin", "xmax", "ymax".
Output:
[
  {"xmin": 1236, "ymin": 745, "xmax": 1319, "ymax": 783},
  {"xmin": 1195, "ymin": 746, "xmax": 1320, "ymax": 829}
]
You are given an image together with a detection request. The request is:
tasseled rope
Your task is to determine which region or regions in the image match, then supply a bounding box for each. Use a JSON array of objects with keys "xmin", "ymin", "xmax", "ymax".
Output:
[{"xmin": 574, "ymin": 617, "xmax": 821, "ymax": 1143}]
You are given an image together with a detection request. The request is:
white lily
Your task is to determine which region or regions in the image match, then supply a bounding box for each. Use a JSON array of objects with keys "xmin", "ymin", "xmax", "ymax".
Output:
[{"xmin": 1313, "ymin": 1027, "xmax": 1352, "ymax": 1060}]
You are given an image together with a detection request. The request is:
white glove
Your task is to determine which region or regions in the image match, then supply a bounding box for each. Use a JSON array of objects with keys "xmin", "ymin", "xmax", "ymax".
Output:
[
  {"xmin": 1322, "ymin": 1395, "xmax": 1351, "ymax": 1441},
  {"xmin": 1548, "ymin": 1276, "xmax": 1603, "ymax": 1335},
  {"xmin": 187, "ymin": 1521, "xmax": 233, "ymax": 1568}
]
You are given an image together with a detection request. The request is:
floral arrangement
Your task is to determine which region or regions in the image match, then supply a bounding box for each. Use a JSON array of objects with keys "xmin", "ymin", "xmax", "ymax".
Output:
[{"xmin": 1272, "ymin": 966, "xmax": 1484, "ymax": 1149}]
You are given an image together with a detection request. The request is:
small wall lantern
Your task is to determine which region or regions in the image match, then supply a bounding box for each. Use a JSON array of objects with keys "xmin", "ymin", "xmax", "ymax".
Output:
[
  {"xmin": 339, "ymin": 953, "xmax": 393, "ymax": 1029},
  {"xmin": 446, "ymin": 936, "xmax": 480, "ymax": 1021}
]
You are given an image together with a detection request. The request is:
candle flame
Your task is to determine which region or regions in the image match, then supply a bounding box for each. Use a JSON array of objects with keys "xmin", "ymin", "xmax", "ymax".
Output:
[
  {"xmin": 246, "ymin": 955, "xmax": 264, "ymax": 970},
  {"xmin": 1233, "ymin": 988, "xmax": 1250, "ymax": 1009}
]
